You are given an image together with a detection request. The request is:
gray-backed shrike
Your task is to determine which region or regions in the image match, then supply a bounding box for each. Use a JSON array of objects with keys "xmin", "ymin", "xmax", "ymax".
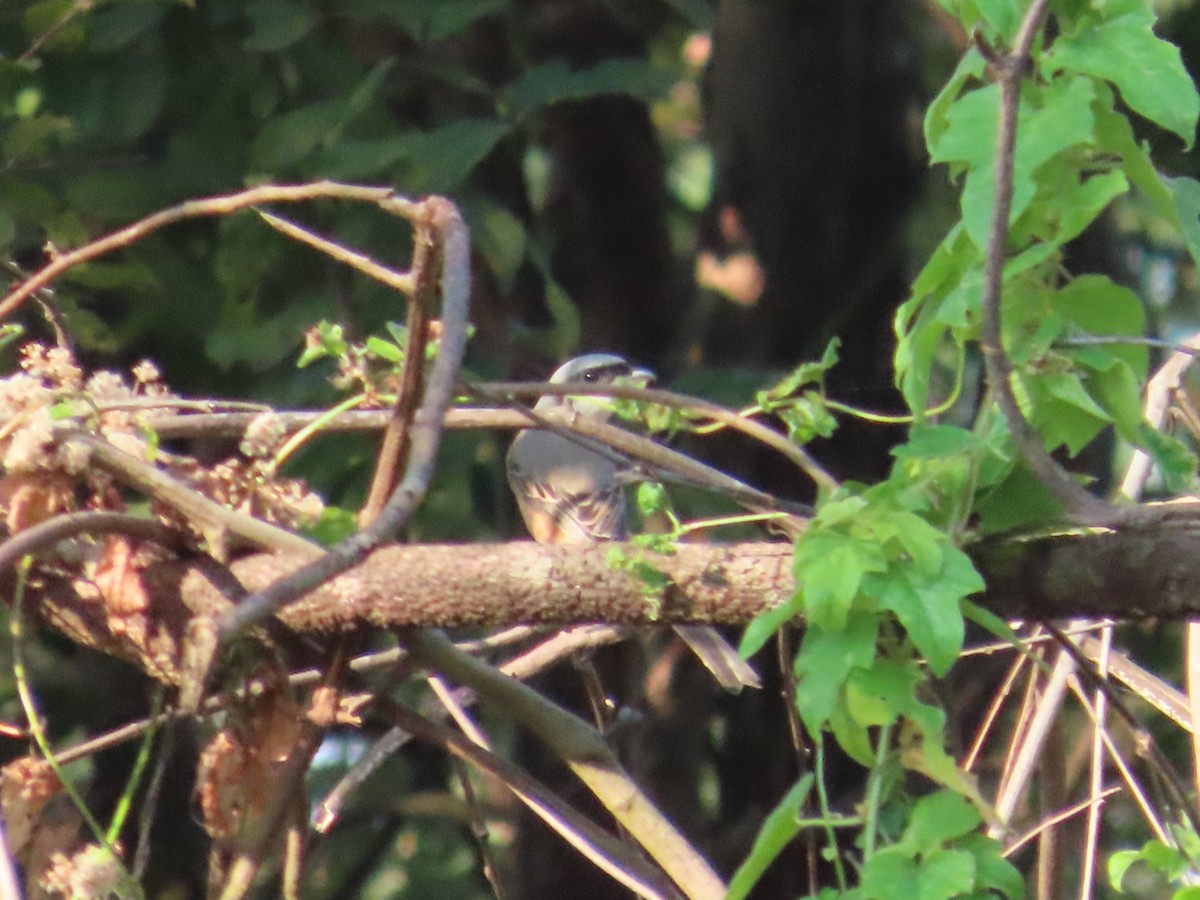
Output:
[{"xmin": 506, "ymin": 353, "xmax": 760, "ymax": 691}]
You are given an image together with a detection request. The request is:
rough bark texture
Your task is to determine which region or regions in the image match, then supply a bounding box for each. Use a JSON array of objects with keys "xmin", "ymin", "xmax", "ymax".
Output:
[{"xmin": 25, "ymin": 524, "xmax": 1200, "ymax": 685}]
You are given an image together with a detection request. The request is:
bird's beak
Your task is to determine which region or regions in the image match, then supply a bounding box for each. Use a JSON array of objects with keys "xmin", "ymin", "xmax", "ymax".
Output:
[{"xmin": 629, "ymin": 367, "xmax": 655, "ymax": 388}]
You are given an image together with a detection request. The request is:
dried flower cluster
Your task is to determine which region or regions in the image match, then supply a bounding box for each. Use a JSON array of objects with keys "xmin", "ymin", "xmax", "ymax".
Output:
[{"xmin": 0, "ymin": 343, "xmax": 323, "ymax": 540}]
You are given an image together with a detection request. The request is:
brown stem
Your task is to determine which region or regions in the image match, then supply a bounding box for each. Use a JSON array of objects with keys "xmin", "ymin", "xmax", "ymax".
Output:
[
  {"xmin": 976, "ymin": 2, "xmax": 1112, "ymax": 520},
  {"xmin": 359, "ymin": 211, "xmax": 439, "ymax": 525},
  {"xmin": 215, "ymin": 197, "xmax": 471, "ymax": 639}
]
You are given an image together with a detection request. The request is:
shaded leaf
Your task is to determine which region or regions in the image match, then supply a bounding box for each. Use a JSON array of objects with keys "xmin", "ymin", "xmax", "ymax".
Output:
[{"xmin": 727, "ymin": 775, "xmax": 815, "ymax": 900}]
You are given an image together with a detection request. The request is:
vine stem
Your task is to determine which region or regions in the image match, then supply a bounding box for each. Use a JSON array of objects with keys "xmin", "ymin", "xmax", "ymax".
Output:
[{"xmin": 976, "ymin": 0, "xmax": 1113, "ymax": 521}]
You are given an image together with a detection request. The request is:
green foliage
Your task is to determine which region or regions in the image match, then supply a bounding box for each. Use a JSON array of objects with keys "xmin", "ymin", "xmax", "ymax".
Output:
[
  {"xmin": 7, "ymin": 0, "xmax": 1200, "ymax": 895},
  {"xmin": 727, "ymin": 774, "xmax": 816, "ymax": 900},
  {"xmin": 739, "ymin": 0, "xmax": 1200, "ymax": 896},
  {"xmin": 1109, "ymin": 818, "xmax": 1200, "ymax": 897},
  {"xmin": 0, "ymin": 0, "xmax": 685, "ymax": 394}
]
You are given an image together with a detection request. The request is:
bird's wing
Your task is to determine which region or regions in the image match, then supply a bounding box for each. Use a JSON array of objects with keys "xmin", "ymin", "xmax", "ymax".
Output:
[
  {"xmin": 672, "ymin": 625, "xmax": 762, "ymax": 692},
  {"xmin": 508, "ymin": 464, "xmax": 629, "ymax": 545}
]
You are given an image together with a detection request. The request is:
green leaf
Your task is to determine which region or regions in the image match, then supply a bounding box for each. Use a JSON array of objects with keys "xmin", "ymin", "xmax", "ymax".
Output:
[
  {"xmin": 1135, "ymin": 425, "xmax": 1197, "ymax": 494},
  {"xmin": 795, "ymin": 532, "xmax": 887, "ymax": 632},
  {"xmin": 924, "ymin": 48, "xmax": 985, "ymax": 153},
  {"xmin": 765, "ymin": 339, "xmax": 840, "ymax": 399},
  {"xmin": 849, "ymin": 660, "xmax": 985, "ymax": 802},
  {"xmin": 251, "ymin": 61, "xmax": 394, "ymax": 170},
  {"xmin": 207, "ymin": 301, "xmax": 316, "ymax": 371},
  {"xmin": 1108, "ymin": 839, "xmax": 1189, "ymax": 889},
  {"xmin": 917, "ymin": 848, "xmax": 976, "ymax": 900},
  {"xmin": 243, "ymin": 0, "xmax": 315, "ymax": 52},
  {"xmin": 739, "ymin": 598, "xmax": 799, "ymax": 659},
  {"xmin": 507, "ymin": 59, "xmax": 676, "ymax": 118},
  {"xmin": 1166, "ymin": 175, "xmax": 1200, "ymax": 272},
  {"xmin": 250, "ymin": 99, "xmax": 345, "ymax": 170},
  {"xmin": 861, "ymin": 851, "xmax": 920, "ymax": 900},
  {"xmin": 635, "ymin": 481, "xmax": 670, "ymax": 517},
  {"xmin": 932, "ymin": 78, "xmax": 1098, "ymax": 249},
  {"xmin": 1052, "ymin": 275, "xmax": 1147, "ymax": 376},
  {"xmin": 1, "ymin": 113, "xmax": 71, "ymax": 165},
  {"xmin": 1046, "ymin": 6, "xmax": 1200, "ymax": 146},
  {"xmin": 904, "ymin": 791, "xmax": 981, "ymax": 853},
  {"xmin": 892, "ymin": 425, "xmax": 981, "ymax": 460},
  {"xmin": 423, "ymin": 0, "xmax": 507, "ymax": 42},
  {"xmin": 1024, "ymin": 369, "xmax": 1111, "ymax": 456},
  {"xmin": 974, "ymin": 464, "xmax": 1064, "ymax": 532},
  {"xmin": 829, "ymin": 698, "xmax": 876, "ymax": 766},
  {"xmin": 463, "ymin": 198, "xmax": 528, "ymax": 294},
  {"xmin": 793, "ymin": 615, "xmax": 879, "ymax": 734},
  {"xmin": 727, "ymin": 775, "xmax": 815, "ymax": 900},
  {"xmin": 399, "ymin": 118, "xmax": 511, "ymax": 191},
  {"xmin": 961, "ymin": 599, "xmax": 1018, "ymax": 645},
  {"xmin": 956, "ymin": 834, "xmax": 1025, "ymax": 899},
  {"xmin": 870, "ymin": 566, "xmax": 966, "ymax": 677},
  {"xmin": 86, "ymin": 4, "xmax": 166, "ymax": 52},
  {"xmin": 62, "ymin": 261, "xmax": 159, "ymax": 293},
  {"xmin": 365, "ymin": 336, "xmax": 402, "ymax": 362}
]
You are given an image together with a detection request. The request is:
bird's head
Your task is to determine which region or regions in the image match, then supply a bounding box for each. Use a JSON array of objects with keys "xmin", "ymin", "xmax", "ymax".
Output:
[{"xmin": 535, "ymin": 353, "xmax": 654, "ymax": 418}]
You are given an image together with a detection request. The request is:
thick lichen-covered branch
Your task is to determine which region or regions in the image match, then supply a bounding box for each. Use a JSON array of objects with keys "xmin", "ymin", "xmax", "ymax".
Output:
[{"xmin": 22, "ymin": 526, "xmax": 1200, "ymax": 686}]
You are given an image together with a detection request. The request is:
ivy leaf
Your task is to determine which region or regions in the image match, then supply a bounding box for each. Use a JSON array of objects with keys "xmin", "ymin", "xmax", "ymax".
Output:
[
  {"xmin": 931, "ymin": 77, "xmax": 1097, "ymax": 249},
  {"xmin": 957, "ymin": 834, "xmax": 1025, "ymax": 899},
  {"xmin": 923, "ymin": 48, "xmax": 985, "ymax": 152},
  {"xmin": 917, "ymin": 848, "xmax": 976, "ymax": 900},
  {"xmin": 829, "ymin": 698, "xmax": 876, "ymax": 766},
  {"xmin": 903, "ymin": 791, "xmax": 981, "ymax": 853},
  {"xmin": 793, "ymin": 616, "xmax": 879, "ymax": 734},
  {"xmin": 1052, "ymin": 275, "xmax": 1147, "ymax": 376},
  {"xmin": 1046, "ymin": 4, "xmax": 1200, "ymax": 147},
  {"xmin": 794, "ymin": 531, "xmax": 887, "ymax": 632},
  {"xmin": 1023, "ymin": 369, "xmax": 1111, "ymax": 455},
  {"xmin": 860, "ymin": 851, "xmax": 920, "ymax": 900},
  {"xmin": 869, "ymin": 561, "xmax": 970, "ymax": 678},
  {"xmin": 727, "ymin": 775, "xmax": 814, "ymax": 900},
  {"xmin": 892, "ymin": 425, "xmax": 980, "ymax": 460},
  {"xmin": 739, "ymin": 597, "xmax": 799, "ymax": 660},
  {"xmin": 850, "ymin": 660, "xmax": 986, "ymax": 803},
  {"xmin": 1134, "ymin": 425, "xmax": 1197, "ymax": 494}
]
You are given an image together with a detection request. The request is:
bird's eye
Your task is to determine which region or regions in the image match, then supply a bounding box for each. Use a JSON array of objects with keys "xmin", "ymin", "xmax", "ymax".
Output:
[{"xmin": 582, "ymin": 370, "xmax": 598, "ymax": 382}]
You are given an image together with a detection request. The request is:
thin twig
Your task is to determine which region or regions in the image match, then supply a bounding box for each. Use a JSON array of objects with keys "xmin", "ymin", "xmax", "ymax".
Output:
[
  {"xmin": 132, "ymin": 712, "xmax": 173, "ymax": 880},
  {"xmin": 1057, "ymin": 335, "xmax": 1200, "ymax": 357},
  {"xmin": 0, "ymin": 182, "xmax": 420, "ymax": 322},
  {"xmin": 216, "ymin": 197, "xmax": 469, "ymax": 640},
  {"xmin": 358, "ymin": 208, "xmax": 437, "ymax": 525},
  {"xmin": 1120, "ymin": 327, "xmax": 1200, "ymax": 500},
  {"xmin": 474, "ymin": 380, "xmax": 838, "ymax": 493},
  {"xmin": 58, "ymin": 432, "xmax": 322, "ymax": 558},
  {"xmin": 313, "ymin": 625, "xmax": 627, "ymax": 832},
  {"xmin": 0, "ymin": 511, "xmax": 187, "ymax": 574},
  {"xmin": 381, "ymin": 699, "xmax": 682, "ymax": 900},
  {"xmin": 428, "ymin": 676, "xmax": 510, "ymax": 900},
  {"xmin": 1002, "ymin": 786, "xmax": 1121, "ymax": 858},
  {"xmin": 150, "ymin": 403, "xmax": 812, "ymax": 520},
  {"xmin": 399, "ymin": 628, "xmax": 726, "ymax": 899},
  {"xmin": 1081, "ymin": 624, "xmax": 1112, "ymax": 900},
  {"xmin": 255, "ymin": 209, "xmax": 416, "ymax": 296}
]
